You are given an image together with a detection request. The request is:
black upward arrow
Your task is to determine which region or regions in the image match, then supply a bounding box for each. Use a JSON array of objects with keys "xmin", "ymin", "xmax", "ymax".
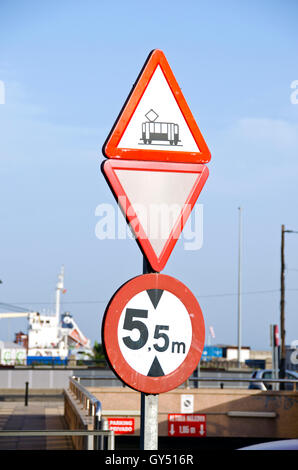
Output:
[{"xmin": 147, "ymin": 356, "xmax": 165, "ymax": 377}]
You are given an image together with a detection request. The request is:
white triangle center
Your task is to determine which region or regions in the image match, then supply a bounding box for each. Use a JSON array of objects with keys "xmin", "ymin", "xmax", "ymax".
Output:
[
  {"xmin": 115, "ymin": 168, "xmax": 198, "ymax": 257},
  {"xmin": 118, "ymin": 66, "xmax": 201, "ymax": 154}
]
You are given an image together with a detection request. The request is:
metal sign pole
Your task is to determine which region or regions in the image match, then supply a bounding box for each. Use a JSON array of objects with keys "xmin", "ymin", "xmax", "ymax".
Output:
[
  {"xmin": 140, "ymin": 257, "xmax": 159, "ymax": 450},
  {"xmin": 237, "ymin": 206, "xmax": 242, "ymax": 368},
  {"xmin": 140, "ymin": 392, "xmax": 158, "ymax": 450},
  {"xmin": 273, "ymin": 325, "xmax": 280, "ymax": 391},
  {"xmin": 101, "ymin": 49, "xmax": 210, "ymax": 452}
]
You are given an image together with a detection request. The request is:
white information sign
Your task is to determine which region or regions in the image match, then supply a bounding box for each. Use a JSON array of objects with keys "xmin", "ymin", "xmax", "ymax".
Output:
[{"xmin": 181, "ymin": 394, "xmax": 194, "ymax": 414}]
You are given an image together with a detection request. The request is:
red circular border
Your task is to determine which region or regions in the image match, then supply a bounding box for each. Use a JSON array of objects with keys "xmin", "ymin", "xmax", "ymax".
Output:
[{"xmin": 102, "ymin": 274, "xmax": 205, "ymax": 394}]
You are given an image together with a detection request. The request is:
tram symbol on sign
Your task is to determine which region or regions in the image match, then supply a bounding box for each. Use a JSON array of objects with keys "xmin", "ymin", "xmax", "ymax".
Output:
[{"xmin": 141, "ymin": 109, "xmax": 180, "ymax": 146}]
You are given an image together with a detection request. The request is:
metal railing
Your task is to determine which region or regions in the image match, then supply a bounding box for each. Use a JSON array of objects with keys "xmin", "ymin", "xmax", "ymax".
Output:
[
  {"xmin": 189, "ymin": 377, "xmax": 298, "ymax": 390},
  {"xmin": 0, "ymin": 429, "xmax": 115, "ymax": 450},
  {"xmin": 71, "ymin": 374, "xmax": 298, "ymax": 390},
  {"xmin": 67, "ymin": 376, "xmax": 115, "ymax": 449},
  {"xmin": 69, "ymin": 376, "xmax": 103, "ymax": 417},
  {"xmin": 71, "ymin": 374, "xmax": 125, "ymax": 387}
]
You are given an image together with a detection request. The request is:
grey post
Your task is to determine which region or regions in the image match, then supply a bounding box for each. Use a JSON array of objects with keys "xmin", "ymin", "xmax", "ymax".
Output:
[
  {"xmin": 25, "ymin": 381, "xmax": 29, "ymax": 406},
  {"xmin": 140, "ymin": 257, "xmax": 159, "ymax": 450},
  {"xmin": 237, "ymin": 206, "xmax": 242, "ymax": 368},
  {"xmin": 140, "ymin": 393, "xmax": 158, "ymax": 449},
  {"xmin": 94, "ymin": 400, "xmax": 102, "ymax": 450}
]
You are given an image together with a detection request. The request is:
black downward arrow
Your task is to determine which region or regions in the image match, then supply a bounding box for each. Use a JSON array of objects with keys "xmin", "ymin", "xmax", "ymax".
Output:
[{"xmin": 146, "ymin": 289, "xmax": 164, "ymax": 309}]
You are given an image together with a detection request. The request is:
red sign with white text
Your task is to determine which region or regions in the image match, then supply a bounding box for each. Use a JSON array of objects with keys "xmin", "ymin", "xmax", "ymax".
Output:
[
  {"xmin": 107, "ymin": 418, "xmax": 135, "ymax": 435},
  {"xmin": 168, "ymin": 414, "xmax": 206, "ymax": 437}
]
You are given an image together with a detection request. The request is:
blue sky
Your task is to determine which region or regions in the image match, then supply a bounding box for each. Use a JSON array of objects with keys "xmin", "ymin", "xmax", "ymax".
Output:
[{"xmin": 0, "ymin": 0, "xmax": 297, "ymax": 351}]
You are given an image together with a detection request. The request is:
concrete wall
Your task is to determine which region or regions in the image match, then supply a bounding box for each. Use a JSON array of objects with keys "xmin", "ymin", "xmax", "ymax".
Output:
[
  {"xmin": 0, "ymin": 368, "xmax": 73, "ymax": 389},
  {"xmin": 0, "ymin": 368, "xmax": 120, "ymax": 389},
  {"xmin": 87, "ymin": 386, "xmax": 298, "ymax": 439}
]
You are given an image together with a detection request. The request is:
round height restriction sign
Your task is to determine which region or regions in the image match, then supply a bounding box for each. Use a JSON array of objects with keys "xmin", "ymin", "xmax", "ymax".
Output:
[{"xmin": 102, "ymin": 274, "xmax": 205, "ymax": 394}]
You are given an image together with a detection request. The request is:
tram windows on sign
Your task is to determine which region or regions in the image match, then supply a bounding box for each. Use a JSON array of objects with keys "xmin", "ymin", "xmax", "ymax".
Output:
[
  {"xmin": 141, "ymin": 110, "xmax": 180, "ymax": 146},
  {"xmin": 141, "ymin": 122, "xmax": 179, "ymax": 146}
]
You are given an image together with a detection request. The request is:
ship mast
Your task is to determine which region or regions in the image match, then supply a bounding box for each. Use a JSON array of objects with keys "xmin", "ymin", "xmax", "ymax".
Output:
[{"xmin": 55, "ymin": 266, "xmax": 64, "ymax": 325}]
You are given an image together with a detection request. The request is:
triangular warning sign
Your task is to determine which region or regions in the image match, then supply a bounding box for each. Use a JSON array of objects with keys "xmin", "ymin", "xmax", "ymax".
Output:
[
  {"xmin": 103, "ymin": 49, "xmax": 211, "ymax": 164},
  {"xmin": 102, "ymin": 159, "xmax": 209, "ymax": 272}
]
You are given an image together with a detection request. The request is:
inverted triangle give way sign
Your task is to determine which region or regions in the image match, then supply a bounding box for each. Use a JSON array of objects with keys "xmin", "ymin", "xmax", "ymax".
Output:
[
  {"xmin": 103, "ymin": 49, "xmax": 211, "ymax": 164},
  {"xmin": 102, "ymin": 159, "xmax": 209, "ymax": 272}
]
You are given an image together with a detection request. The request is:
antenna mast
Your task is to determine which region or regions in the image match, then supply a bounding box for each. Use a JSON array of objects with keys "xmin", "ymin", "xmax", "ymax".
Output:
[{"xmin": 55, "ymin": 266, "xmax": 64, "ymax": 324}]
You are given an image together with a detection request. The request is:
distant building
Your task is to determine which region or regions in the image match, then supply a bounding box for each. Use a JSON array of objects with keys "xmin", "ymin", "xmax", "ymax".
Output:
[
  {"xmin": 0, "ymin": 341, "xmax": 27, "ymax": 366},
  {"xmin": 216, "ymin": 344, "xmax": 251, "ymax": 363},
  {"xmin": 248, "ymin": 349, "xmax": 272, "ymax": 369}
]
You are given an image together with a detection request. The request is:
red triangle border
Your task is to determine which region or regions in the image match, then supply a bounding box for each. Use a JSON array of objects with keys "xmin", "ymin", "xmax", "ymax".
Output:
[{"xmin": 103, "ymin": 49, "xmax": 211, "ymax": 164}]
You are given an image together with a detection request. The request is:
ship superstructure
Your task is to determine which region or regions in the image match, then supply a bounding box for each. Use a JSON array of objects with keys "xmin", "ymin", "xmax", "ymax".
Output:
[{"xmin": 0, "ymin": 267, "xmax": 92, "ymax": 365}]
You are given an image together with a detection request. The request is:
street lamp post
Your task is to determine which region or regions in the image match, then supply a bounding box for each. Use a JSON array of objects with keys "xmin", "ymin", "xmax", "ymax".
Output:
[
  {"xmin": 237, "ymin": 207, "xmax": 242, "ymax": 368},
  {"xmin": 280, "ymin": 225, "xmax": 298, "ymax": 388}
]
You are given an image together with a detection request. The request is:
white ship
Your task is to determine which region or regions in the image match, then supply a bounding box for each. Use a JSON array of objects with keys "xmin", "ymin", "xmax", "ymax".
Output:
[{"xmin": 0, "ymin": 267, "xmax": 92, "ymax": 365}]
